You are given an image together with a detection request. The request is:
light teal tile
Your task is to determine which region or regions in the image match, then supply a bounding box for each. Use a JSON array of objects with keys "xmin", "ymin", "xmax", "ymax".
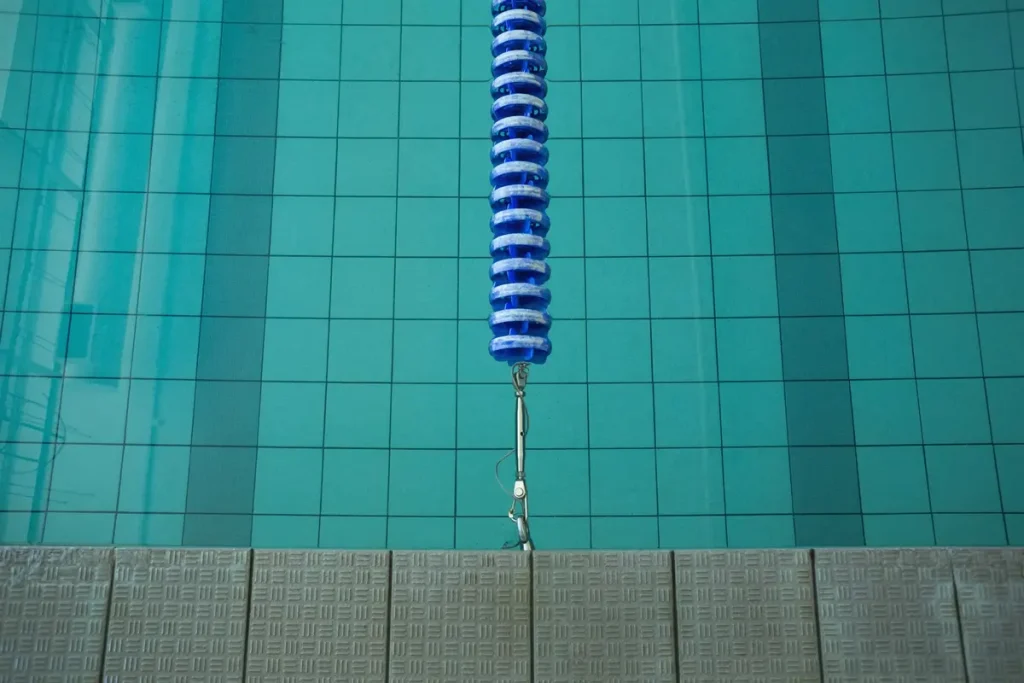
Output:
[
  {"xmin": 863, "ymin": 514, "xmax": 935, "ymax": 546},
  {"xmin": 322, "ymin": 449, "xmax": 389, "ymax": 515},
  {"xmin": 591, "ymin": 517, "xmax": 659, "ymax": 550},
  {"xmin": 456, "ymin": 449, "xmax": 511, "ymax": 517},
  {"xmin": 258, "ymin": 383, "xmax": 326, "ymax": 448},
  {"xmin": 657, "ymin": 449, "xmax": 724, "ymax": 515},
  {"xmin": 261, "ymin": 319, "xmax": 329, "ymax": 382},
  {"xmin": 589, "ymin": 384, "xmax": 654, "ymax": 448},
  {"xmin": 659, "ymin": 516, "xmax": 727, "ymax": 549},
  {"xmin": 850, "ymin": 380, "xmax": 922, "ymax": 446},
  {"xmin": 252, "ymin": 515, "xmax": 320, "ymax": 549},
  {"xmin": 726, "ymin": 515, "xmax": 794, "ymax": 548},
  {"xmin": 319, "ymin": 516, "xmax": 387, "ymax": 549},
  {"xmin": 390, "ymin": 384, "xmax": 455, "ymax": 449},
  {"xmin": 933, "ymin": 513, "xmax": 1007, "ymax": 546},
  {"xmin": 590, "ymin": 449, "xmax": 658, "ymax": 516},
  {"xmin": 720, "ymin": 384, "xmax": 788, "ymax": 447},
  {"xmin": 654, "ymin": 383, "xmax": 720, "ymax": 448},
  {"xmin": 927, "ymin": 446, "xmax": 1002, "ymax": 513},
  {"xmin": 529, "ymin": 449, "xmax": 590, "ymax": 516},
  {"xmin": 455, "ymin": 517, "xmax": 510, "ymax": 550},
  {"xmin": 125, "ymin": 379, "xmax": 195, "ymax": 445},
  {"xmin": 42, "ymin": 512, "xmax": 114, "ymax": 545},
  {"xmin": 253, "ymin": 448, "xmax": 322, "ymax": 515},
  {"xmin": 858, "ymin": 446, "xmax": 930, "ymax": 514},
  {"xmin": 118, "ymin": 446, "xmax": 189, "ymax": 513},
  {"xmin": 0, "ymin": 512, "xmax": 45, "ymax": 545},
  {"xmin": 387, "ymin": 517, "xmax": 454, "ymax": 549},
  {"xmin": 325, "ymin": 385, "xmax": 389, "ymax": 448},
  {"xmin": 114, "ymin": 513, "xmax": 184, "ymax": 546},
  {"xmin": 456, "ymin": 385, "xmax": 506, "ymax": 449},
  {"xmin": 328, "ymin": 320, "xmax": 393, "ymax": 382},
  {"xmin": 723, "ymin": 448, "xmax": 792, "ymax": 514}
]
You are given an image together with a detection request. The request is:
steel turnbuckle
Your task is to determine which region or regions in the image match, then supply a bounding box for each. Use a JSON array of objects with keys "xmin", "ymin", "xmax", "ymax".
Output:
[{"xmin": 506, "ymin": 361, "xmax": 534, "ymax": 550}]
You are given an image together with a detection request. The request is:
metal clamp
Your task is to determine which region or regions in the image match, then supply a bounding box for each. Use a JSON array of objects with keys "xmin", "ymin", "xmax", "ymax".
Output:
[{"xmin": 505, "ymin": 361, "xmax": 534, "ymax": 551}]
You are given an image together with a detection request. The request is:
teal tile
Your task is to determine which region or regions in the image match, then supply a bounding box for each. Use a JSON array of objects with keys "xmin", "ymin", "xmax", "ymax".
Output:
[
  {"xmin": 825, "ymin": 76, "xmax": 890, "ymax": 134},
  {"xmin": 863, "ymin": 514, "xmax": 934, "ymax": 546},
  {"xmin": 720, "ymin": 383, "xmax": 788, "ymax": 447},
  {"xmin": 182, "ymin": 513, "xmax": 251, "ymax": 547},
  {"xmin": 400, "ymin": 82, "xmax": 459, "ymax": 139},
  {"xmin": 322, "ymin": 449, "xmax": 389, "ymax": 515},
  {"xmin": 331, "ymin": 258, "xmax": 394, "ymax": 318},
  {"xmin": 893, "ymin": 132, "xmax": 960, "ymax": 192},
  {"xmin": 582, "ymin": 82, "xmax": 643, "ymax": 139},
  {"xmin": 928, "ymin": 444, "xmax": 1001, "ymax": 513},
  {"xmin": 766, "ymin": 137, "xmax": 833, "ymax": 194},
  {"xmin": 460, "ymin": 138, "xmax": 494, "ymax": 199},
  {"xmin": 200, "ymin": 255, "xmax": 269, "ymax": 317},
  {"xmin": 334, "ymin": 198, "xmax": 396, "ymax": 257},
  {"xmin": 281, "ymin": 25, "xmax": 340, "ymax": 79},
  {"xmin": 91, "ymin": 75, "xmax": 154, "ymax": 134},
  {"xmin": 987, "ymin": 378, "xmax": 1024, "ymax": 443},
  {"xmin": 950, "ymin": 71, "xmax": 1019, "ymax": 130},
  {"xmin": 712, "ymin": 256, "xmax": 778, "ymax": 317},
  {"xmin": 958, "ymin": 128, "xmax": 1024, "ymax": 190},
  {"xmin": 118, "ymin": 446, "xmax": 189, "ymax": 513},
  {"xmin": 71, "ymin": 252, "xmax": 138, "ymax": 313},
  {"xmin": 47, "ymin": 444, "xmax": 121, "ymax": 512},
  {"xmin": 544, "ymin": 25, "xmax": 581, "ymax": 80},
  {"xmin": 387, "ymin": 517, "xmax": 454, "ymax": 549},
  {"xmin": 964, "ymin": 188, "xmax": 1024, "ymax": 250},
  {"xmin": 148, "ymin": 135, "xmax": 214, "ymax": 194},
  {"xmin": 340, "ymin": 26, "xmax": 400, "ymax": 79},
  {"xmin": 795, "ymin": 515, "xmax": 865, "ymax": 547},
  {"xmin": 759, "ymin": 22, "xmax": 822, "ymax": 78},
  {"xmin": 324, "ymin": 384, "xmax": 390, "ymax": 448},
  {"xmin": 458, "ymin": 257, "xmax": 495, "ymax": 321},
  {"xmin": 527, "ymin": 384, "xmax": 589, "ymax": 449},
  {"xmin": 20, "ymin": 132, "xmax": 90, "ymax": 192},
  {"xmin": 394, "ymin": 258, "xmax": 456, "ymax": 318},
  {"xmin": 830, "ymin": 134, "xmax": 895, "ymax": 193},
  {"xmin": 709, "ymin": 196, "xmax": 773, "ymax": 256},
  {"xmin": 647, "ymin": 197, "xmax": 710, "ymax": 257},
  {"xmin": 706, "ymin": 138, "xmax": 769, "ymax": 195},
  {"xmin": 344, "ymin": 0, "xmax": 398, "ymax": 22},
  {"xmin": 850, "ymin": 380, "xmax": 922, "ymax": 446},
  {"xmin": 392, "ymin": 321, "xmax": 456, "ymax": 383},
  {"xmin": 42, "ymin": 512, "xmax": 114, "ymax": 545},
  {"xmin": 581, "ymin": 0, "xmax": 638, "ymax": 23},
  {"xmin": 789, "ymin": 446, "xmax": 861, "ymax": 515},
  {"xmin": 401, "ymin": 26, "xmax": 459, "ymax": 80},
  {"xmin": 640, "ymin": 25, "xmax": 700, "ymax": 80},
  {"xmin": 840, "ymin": 253, "xmax": 907, "ymax": 315},
  {"xmin": 390, "ymin": 384, "xmax": 455, "ymax": 449},
  {"xmin": 328, "ymin": 320, "xmax": 393, "ymax": 382},
  {"xmin": 764, "ymin": 78, "xmax": 828, "ymax": 137},
  {"xmin": 456, "ymin": 449, "xmax": 511, "ymax": 517},
  {"xmin": 911, "ymin": 314, "xmax": 982, "ymax": 378},
  {"xmin": 998, "ymin": 446, "xmax": 1024, "ymax": 512},
  {"xmin": 85, "ymin": 133, "xmax": 151, "ymax": 193},
  {"xmin": 845, "ymin": 316, "xmax": 915, "ymax": 380},
  {"xmin": 590, "ymin": 449, "xmax": 658, "ymax": 516},
  {"xmin": 1005, "ymin": 514, "xmax": 1024, "ymax": 545},
  {"xmin": 144, "ymin": 194, "xmax": 209, "ymax": 253},
  {"xmin": 125, "ymin": 379, "xmax": 195, "ymax": 445},
  {"xmin": 398, "ymin": 139, "xmax": 458, "ymax": 196},
  {"xmin": 659, "ymin": 516, "xmax": 727, "ymax": 549},
  {"xmin": 58, "ymin": 377, "xmax": 129, "ymax": 443},
  {"xmin": 65, "ymin": 313, "xmax": 133, "ymax": 378},
  {"xmin": 821, "ymin": 19, "xmax": 884, "ymax": 76},
  {"xmin": 319, "ymin": 516, "xmax": 387, "ymax": 549},
  {"xmin": 533, "ymin": 517, "xmax": 591, "ymax": 549},
  {"xmin": 639, "ymin": 0, "xmax": 698, "ymax": 22},
  {"xmin": 258, "ymin": 383, "xmax": 326, "ymax": 448},
  {"xmin": 0, "ymin": 512, "xmax": 44, "ymax": 544},
  {"xmin": 586, "ymin": 257, "xmax": 650, "ymax": 318},
  {"xmin": 395, "ymin": 198, "xmax": 457, "ymax": 257},
  {"xmin": 456, "ymin": 385, "xmax": 507, "ymax": 449},
  {"xmin": 549, "ymin": 140, "xmax": 585, "ymax": 199},
  {"xmin": 262, "ymin": 319, "xmax": 328, "ymax": 382},
  {"xmin": 581, "ymin": 26, "xmax": 640, "ymax": 80},
  {"xmin": 589, "ymin": 384, "xmax": 655, "ymax": 449},
  {"xmin": 34, "ymin": 16, "xmax": 99, "ymax": 73},
  {"xmin": 716, "ymin": 318, "xmax": 782, "ymax": 381},
  {"xmin": 336, "ymin": 139, "xmax": 398, "ymax": 196},
  {"xmin": 542, "ymin": 81, "xmax": 581, "ymax": 141},
  {"xmin": 881, "ymin": 17, "xmax": 946, "ymax": 73},
  {"xmin": 971, "ymin": 250, "xmax": 1024, "ymax": 313},
  {"xmin": 886, "ymin": 74, "xmax": 952, "ymax": 133},
  {"xmin": 645, "ymin": 138, "xmax": 707, "ymax": 196},
  {"xmin": 269, "ymin": 197, "xmax": 333, "ymax": 257},
  {"xmin": 587, "ymin": 320, "xmax": 651, "ymax": 383},
  {"xmin": 153, "ymin": 77, "xmax": 217, "ymax": 134},
  {"xmin": 978, "ymin": 313, "xmax": 1024, "ymax": 376},
  {"xmin": 655, "ymin": 383, "xmax": 721, "ymax": 448},
  {"xmin": 114, "ymin": 514, "xmax": 184, "ymax": 546},
  {"xmin": 651, "ymin": 319, "xmax": 717, "ymax": 382},
  {"xmin": 820, "ymin": 0, "xmax": 879, "ymax": 19},
  {"xmin": 253, "ymin": 448, "xmax": 322, "ymax": 515},
  {"xmin": 583, "ymin": 198, "xmax": 646, "ymax": 257},
  {"xmin": 185, "ymin": 447, "xmax": 256, "ymax": 515},
  {"xmin": 657, "ymin": 449, "xmax": 725, "ymax": 515},
  {"xmin": 137, "ymin": 253, "xmax": 204, "ymax": 316},
  {"xmin": 899, "ymin": 190, "xmax": 966, "ymax": 252},
  {"xmin": 459, "ymin": 26, "xmax": 492, "ymax": 80},
  {"xmin": 275, "ymin": 138, "xmax": 336, "ymax": 197},
  {"xmin": 0, "ymin": 379, "xmax": 60, "ymax": 444},
  {"xmin": 858, "ymin": 446, "xmax": 930, "ymax": 514},
  {"xmin": 591, "ymin": 517, "xmax": 659, "ymax": 550},
  {"xmin": 456, "ymin": 517, "xmax": 514, "ymax": 550},
  {"xmin": 0, "ymin": 312, "xmax": 68, "ymax": 376},
  {"xmin": 641, "ymin": 81, "xmax": 704, "ymax": 137},
  {"xmin": 699, "ymin": 24, "xmax": 760, "ymax": 79},
  {"xmin": 252, "ymin": 516, "xmax": 319, "ymax": 549},
  {"xmin": 704, "ymin": 81, "xmax": 764, "ymax": 137},
  {"xmin": 904, "ymin": 251, "xmax": 975, "ymax": 314},
  {"xmin": 648, "ymin": 257, "xmax": 713, "ymax": 318},
  {"xmin": 529, "ymin": 449, "xmax": 590, "ymax": 516},
  {"xmin": 284, "ymin": 0, "xmax": 343, "ymax": 23},
  {"xmin": 0, "ymin": 442, "xmax": 55, "ymax": 512},
  {"xmin": 726, "ymin": 515, "xmax": 795, "ymax": 548},
  {"xmin": 79, "ymin": 192, "xmax": 144, "ymax": 252},
  {"xmin": 582, "ymin": 140, "xmax": 645, "ymax": 197},
  {"xmin": 545, "ymin": 257, "xmax": 586, "ymax": 319},
  {"xmin": 337, "ymin": 82, "xmax": 399, "ymax": 137},
  {"xmin": 531, "ymin": 321, "xmax": 587, "ymax": 383},
  {"xmin": 933, "ymin": 513, "xmax": 1007, "ymax": 546},
  {"xmin": 945, "ymin": 13, "xmax": 1012, "ymax": 72},
  {"xmin": 196, "ymin": 318, "xmax": 263, "ymax": 381}
]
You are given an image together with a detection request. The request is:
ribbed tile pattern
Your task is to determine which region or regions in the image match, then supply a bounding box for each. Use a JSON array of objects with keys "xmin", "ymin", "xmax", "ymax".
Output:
[
  {"xmin": 0, "ymin": 547, "xmax": 112, "ymax": 683},
  {"xmin": 246, "ymin": 550, "xmax": 389, "ymax": 683},
  {"xmin": 675, "ymin": 549, "xmax": 821, "ymax": 683},
  {"xmin": 103, "ymin": 549, "xmax": 250, "ymax": 683},
  {"xmin": 389, "ymin": 551, "xmax": 531, "ymax": 683},
  {"xmin": 534, "ymin": 551, "xmax": 676, "ymax": 683},
  {"xmin": 815, "ymin": 548, "xmax": 965, "ymax": 683}
]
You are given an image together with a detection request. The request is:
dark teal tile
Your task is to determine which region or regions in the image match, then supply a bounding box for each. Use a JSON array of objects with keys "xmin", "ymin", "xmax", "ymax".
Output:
[
  {"xmin": 191, "ymin": 381, "xmax": 262, "ymax": 446},
  {"xmin": 759, "ymin": 22, "xmax": 822, "ymax": 78},
  {"xmin": 257, "ymin": 383, "xmax": 326, "ymax": 448},
  {"xmin": 185, "ymin": 446, "xmax": 257, "ymax": 514},
  {"xmin": 655, "ymin": 383, "xmax": 721, "ymax": 448},
  {"xmin": 845, "ymin": 316, "xmax": 915, "ymax": 380},
  {"xmin": 590, "ymin": 449, "xmax": 658, "ymax": 516},
  {"xmin": 784, "ymin": 381, "xmax": 855, "ymax": 446},
  {"xmin": 201, "ymin": 255, "xmax": 269, "ymax": 316},
  {"xmin": 591, "ymin": 517, "xmax": 659, "ymax": 550},
  {"xmin": 825, "ymin": 76, "xmax": 890, "ymax": 134},
  {"xmin": 589, "ymin": 384, "xmax": 655, "ymax": 448},
  {"xmin": 850, "ymin": 379, "xmax": 923, "ymax": 445},
  {"xmin": 789, "ymin": 446, "xmax": 861, "ymax": 514},
  {"xmin": 389, "ymin": 450, "xmax": 455, "ymax": 516},
  {"xmin": 223, "ymin": 0, "xmax": 281, "ymax": 23},
  {"xmin": 216, "ymin": 79, "xmax": 279, "ymax": 136},
  {"xmin": 197, "ymin": 318, "xmax": 265, "ymax": 381},
  {"xmin": 911, "ymin": 314, "xmax": 982, "ymax": 378},
  {"xmin": 763, "ymin": 78, "xmax": 827, "ymax": 135},
  {"xmin": 726, "ymin": 515, "xmax": 795, "ymax": 548},
  {"xmin": 945, "ymin": 13, "xmax": 1012, "ymax": 72},
  {"xmin": 821, "ymin": 19, "xmax": 883, "ymax": 76},
  {"xmin": 772, "ymin": 194, "xmax": 838, "ymax": 254},
  {"xmin": 322, "ymin": 449, "xmax": 389, "ymax": 515},
  {"xmin": 780, "ymin": 317, "xmax": 849, "ymax": 380},
  {"xmin": 881, "ymin": 17, "xmax": 946, "ymax": 73},
  {"xmin": 319, "ymin": 517, "xmax": 387, "ymax": 549},
  {"xmin": 219, "ymin": 23, "xmax": 281, "ymax": 79},
  {"xmin": 864, "ymin": 514, "xmax": 935, "ymax": 545},
  {"xmin": 716, "ymin": 318, "xmax": 782, "ymax": 381},
  {"xmin": 182, "ymin": 514, "xmax": 252, "ymax": 547},
  {"xmin": 657, "ymin": 449, "xmax": 725, "ymax": 515},
  {"xmin": 720, "ymin": 383, "xmax": 788, "ymax": 447},
  {"xmin": 211, "ymin": 137, "xmax": 276, "ymax": 196},
  {"xmin": 776, "ymin": 254, "xmax": 843, "ymax": 317},
  {"xmin": 840, "ymin": 253, "xmax": 907, "ymax": 315},
  {"xmin": 767, "ymin": 136, "xmax": 834, "ymax": 194},
  {"xmin": 928, "ymin": 446, "xmax": 1003, "ymax": 512},
  {"xmin": 659, "ymin": 517, "xmax": 727, "ymax": 549},
  {"xmin": 794, "ymin": 515, "xmax": 864, "ymax": 546},
  {"xmin": 699, "ymin": 24, "xmax": 761, "ymax": 79},
  {"xmin": 917, "ymin": 379, "xmax": 992, "ymax": 444},
  {"xmin": 253, "ymin": 448, "xmax": 322, "ymax": 515},
  {"xmin": 640, "ymin": 25, "xmax": 700, "ymax": 79},
  {"xmin": 758, "ymin": 0, "xmax": 817, "ymax": 21},
  {"xmin": 858, "ymin": 446, "xmax": 930, "ymax": 514}
]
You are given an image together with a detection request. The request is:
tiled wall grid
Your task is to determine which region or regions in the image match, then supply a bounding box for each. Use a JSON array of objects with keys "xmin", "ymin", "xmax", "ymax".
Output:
[
  {"xmin": 2, "ymin": 547, "xmax": 1023, "ymax": 683},
  {"xmin": 0, "ymin": 0, "xmax": 1023, "ymax": 550}
]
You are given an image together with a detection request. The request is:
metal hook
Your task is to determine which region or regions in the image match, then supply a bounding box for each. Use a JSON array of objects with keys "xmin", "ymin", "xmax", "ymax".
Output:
[{"xmin": 506, "ymin": 361, "xmax": 534, "ymax": 550}]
